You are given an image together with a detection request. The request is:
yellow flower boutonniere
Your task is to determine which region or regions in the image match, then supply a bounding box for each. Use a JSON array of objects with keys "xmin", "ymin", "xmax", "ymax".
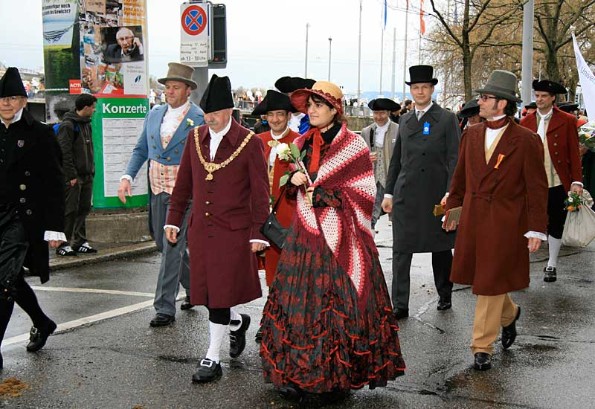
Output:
[
  {"xmin": 494, "ymin": 154, "xmax": 505, "ymax": 169},
  {"xmin": 186, "ymin": 118, "xmax": 194, "ymax": 128}
]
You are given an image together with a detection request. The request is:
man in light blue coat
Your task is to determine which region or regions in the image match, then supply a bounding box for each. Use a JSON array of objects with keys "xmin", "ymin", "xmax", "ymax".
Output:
[{"xmin": 117, "ymin": 63, "xmax": 204, "ymax": 327}]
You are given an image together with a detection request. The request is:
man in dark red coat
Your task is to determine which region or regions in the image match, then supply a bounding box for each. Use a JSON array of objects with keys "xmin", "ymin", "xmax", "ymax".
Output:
[
  {"xmin": 444, "ymin": 70, "xmax": 548, "ymax": 371},
  {"xmin": 165, "ymin": 74, "xmax": 270, "ymax": 383},
  {"xmin": 520, "ymin": 80, "xmax": 583, "ymax": 283}
]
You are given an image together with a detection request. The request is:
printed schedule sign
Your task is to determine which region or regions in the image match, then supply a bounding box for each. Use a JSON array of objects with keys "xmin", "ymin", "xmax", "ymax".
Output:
[{"xmin": 92, "ymin": 97, "xmax": 150, "ymax": 208}]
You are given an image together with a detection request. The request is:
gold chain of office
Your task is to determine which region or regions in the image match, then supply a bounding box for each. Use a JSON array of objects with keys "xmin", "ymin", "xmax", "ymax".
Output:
[{"xmin": 194, "ymin": 128, "xmax": 254, "ymax": 181}]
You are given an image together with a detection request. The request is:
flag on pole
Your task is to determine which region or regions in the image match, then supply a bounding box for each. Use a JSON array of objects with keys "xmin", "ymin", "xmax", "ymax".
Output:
[
  {"xmin": 383, "ymin": 0, "xmax": 388, "ymax": 30},
  {"xmin": 420, "ymin": 0, "xmax": 426, "ymax": 35},
  {"xmin": 572, "ymin": 33, "xmax": 595, "ymax": 119}
]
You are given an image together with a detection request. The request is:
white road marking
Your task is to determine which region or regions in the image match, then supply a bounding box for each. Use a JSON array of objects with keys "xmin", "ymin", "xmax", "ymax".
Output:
[
  {"xmin": 30, "ymin": 286, "xmax": 155, "ymax": 297},
  {"xmin": 3, "ymin": 290, "xmax": 187, "ymax": 347}
]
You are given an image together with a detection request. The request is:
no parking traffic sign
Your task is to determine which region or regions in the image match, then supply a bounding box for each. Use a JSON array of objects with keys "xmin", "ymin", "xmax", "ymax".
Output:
[{"xmin": 180, "ymin": 2, "xmax": 211, "ymax": 67}]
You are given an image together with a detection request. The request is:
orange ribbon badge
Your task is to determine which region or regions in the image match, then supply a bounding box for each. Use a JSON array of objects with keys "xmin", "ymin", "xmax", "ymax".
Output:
[{"xmin": 494, "ymin": 154, "xmax": 505, "ymax": 169}]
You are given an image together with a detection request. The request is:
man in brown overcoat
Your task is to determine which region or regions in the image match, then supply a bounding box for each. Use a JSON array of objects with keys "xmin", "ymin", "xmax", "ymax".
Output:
[
  {"xmin": 165, "ymin": 74, "xmax": 270, "ymax": 383},
  {"xmin": 444, "ymin": 70, "xmax": 548, "ymax": 371}
]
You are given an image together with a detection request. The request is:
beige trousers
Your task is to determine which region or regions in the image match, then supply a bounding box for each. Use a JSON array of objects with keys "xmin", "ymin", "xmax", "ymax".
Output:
[{"xmin": 471, "ymin": 294, "xmax": 518, "ymax": 355}]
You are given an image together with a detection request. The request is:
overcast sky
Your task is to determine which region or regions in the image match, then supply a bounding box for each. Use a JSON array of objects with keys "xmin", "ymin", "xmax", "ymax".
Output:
[{"xmin": 0, "ymin": 0, "xmax": 428, "ymax": 95}]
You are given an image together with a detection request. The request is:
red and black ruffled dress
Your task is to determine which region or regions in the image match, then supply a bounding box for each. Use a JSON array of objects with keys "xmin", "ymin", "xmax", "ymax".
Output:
[{"xmin": 260, "ymin": 123, "xmax": 405, "ymax": 394}]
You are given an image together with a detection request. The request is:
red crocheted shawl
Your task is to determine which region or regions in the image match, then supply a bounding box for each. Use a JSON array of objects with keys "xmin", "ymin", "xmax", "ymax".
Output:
[{"xmin": 294, "ymin": 122, "xmax": 378, "ymax": 303}]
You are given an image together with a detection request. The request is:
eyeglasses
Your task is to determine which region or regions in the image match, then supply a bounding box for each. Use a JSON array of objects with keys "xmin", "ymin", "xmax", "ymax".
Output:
[
  {"xmin": 478, "ymin": 95, "xmax": 499, "ymax": 102},
  {"xmin": 0, "ymin": 96, "xmax": 23, "ymax": 104}
]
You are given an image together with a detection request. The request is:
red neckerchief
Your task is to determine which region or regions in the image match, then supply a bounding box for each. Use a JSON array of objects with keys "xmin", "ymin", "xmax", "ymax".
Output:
[
  {"xmin": 485, "ymin": 117, "xmax": 508, "ymax": 129},
  {"xmin": 305, "ymin": 127, "xmax": 325, "ymax": 173}
]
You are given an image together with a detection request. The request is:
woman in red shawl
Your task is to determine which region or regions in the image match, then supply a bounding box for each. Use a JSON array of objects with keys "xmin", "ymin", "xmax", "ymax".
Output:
[{"xmin": 260, "ymin": 81, "xmax": 405, "ymax": 404}]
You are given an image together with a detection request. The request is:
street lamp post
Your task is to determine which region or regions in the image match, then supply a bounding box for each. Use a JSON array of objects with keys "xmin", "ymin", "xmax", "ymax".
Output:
[
  {"xmin": 305, "ymin": 23, "xmax": 310, "ymax": 78},
  {"xmin": 328, "ymin": 37, "xmax": 333, "ymax": 81}
]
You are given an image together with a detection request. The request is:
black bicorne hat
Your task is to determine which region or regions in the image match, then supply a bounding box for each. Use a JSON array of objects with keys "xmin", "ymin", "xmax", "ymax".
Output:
[
  {"xmin": 368, "ymin": 98, "xmax": 401, "ymax": 112},
  {"xmin": 252, "ymin": 89, "xmax": 296, "ymax": 116},
  {"xmin": 532, "ymin": 79, "xmax": 566, "ymax": 95},
  {"xmin": 199, "ymin": 74, "xmax": 234, "ymax": 114},
  {"xmin": 0, "ymin": 67, "xmax": 27, "ymax": 98},
  {"xmin": 274, "ymin": 76, "xmax": 316, "ymax": 93}
]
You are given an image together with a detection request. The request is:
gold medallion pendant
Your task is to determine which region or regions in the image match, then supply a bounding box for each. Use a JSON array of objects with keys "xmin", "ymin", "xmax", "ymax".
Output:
[{"xmin": 194, "ymin": 128, "xmax": 254, "ymax": 181}]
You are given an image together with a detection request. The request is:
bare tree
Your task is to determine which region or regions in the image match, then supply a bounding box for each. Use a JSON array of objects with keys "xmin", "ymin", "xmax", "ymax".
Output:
[{"xmin": 428, "ymin": 0, "xmax": 524, "ymax": 100}]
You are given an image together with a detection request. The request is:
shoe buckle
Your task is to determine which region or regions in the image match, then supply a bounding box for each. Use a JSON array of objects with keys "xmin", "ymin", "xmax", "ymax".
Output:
[{"xmin": 200, "ymin": 359, "xmax": 214, "ymax": 368}]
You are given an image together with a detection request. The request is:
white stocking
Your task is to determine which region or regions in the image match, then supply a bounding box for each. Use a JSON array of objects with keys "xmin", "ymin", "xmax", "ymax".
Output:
[
  {"xmin": 205, "ymin": 321, "xmax": 227, "ymax": 363},
  {"xmin": 547, "ymin": 235, "xmax": 562, "ymax": 268}
]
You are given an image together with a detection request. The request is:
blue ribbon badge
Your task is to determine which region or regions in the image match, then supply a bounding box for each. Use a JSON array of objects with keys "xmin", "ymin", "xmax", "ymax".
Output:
[{"xmin": 422, "ymin": 122, "xmax": 430, "ymax": 135}]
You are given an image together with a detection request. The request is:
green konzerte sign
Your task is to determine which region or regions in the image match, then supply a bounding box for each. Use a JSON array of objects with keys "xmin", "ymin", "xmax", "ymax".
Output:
[{"xmin": 92, "ymin": 97, "xmax": 150, "ymax": 208}]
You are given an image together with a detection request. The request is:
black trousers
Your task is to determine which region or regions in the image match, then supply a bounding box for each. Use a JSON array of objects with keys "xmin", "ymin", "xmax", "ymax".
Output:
[
  {"xmin": 391, "ymin": 250, "xmax": 453, "ymax": 311},
  {"xmin": 0, "ymin": 208, "xmax": 51, "ymax": 344},
  {"xmin": 547, "ymin": 185, "xmax": 567, "ymax": 239},
  {"xmin": 63, "ymin": 175, "xmax": 93, "ymax": 247}
]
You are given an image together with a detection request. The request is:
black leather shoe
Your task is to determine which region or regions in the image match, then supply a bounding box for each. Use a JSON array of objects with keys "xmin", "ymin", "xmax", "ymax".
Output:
[
  {"xmin": 180, "ymin": 296, "xmax": 194, "ymax": 311},
  {"xmin": 544, "ymin": 266, "xmax": 557, "ymax": 282},
  {"xmin": 473, "ymin": 352, "xmax": 492, "ymax": 370},
  {"xmin": 502, "ymin": 306, "xmax": 521, "ymax": 349},
  {"xmin": 437, "ymin": 298, "xmax": 452, "ymax": 311},
  {"xmin": 394, "ymin": 308, "xmax": 409, "ymax": 319},
  {"xmin": 149, "ymin": 313, "xmax": 175, "ymax": 327},
  {"xmin": 192, "ymin": 358, "xmax": 222, "ymax": 383},
  {"xmin": 278, "ymin": 383, "xmax": 304, "ymax": 402},
  {"xmin": 229, "ymin": 314, "xmax": 250, "ymax": 358},
  {"xmin": 26, "ymin": 320, "xmax": 57, "ymax": 352}
]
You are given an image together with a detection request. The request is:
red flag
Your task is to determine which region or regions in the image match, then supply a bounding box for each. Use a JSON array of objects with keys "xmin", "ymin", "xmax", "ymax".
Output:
[{"xmin": 420, "ymin": 0, "xmax": 426, "ymax": 35}]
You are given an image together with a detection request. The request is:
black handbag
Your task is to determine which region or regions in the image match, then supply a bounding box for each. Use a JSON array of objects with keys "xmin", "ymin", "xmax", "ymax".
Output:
[{"xmin": 260, "ymin": 189, "xmax": 289, "ymax": 249}]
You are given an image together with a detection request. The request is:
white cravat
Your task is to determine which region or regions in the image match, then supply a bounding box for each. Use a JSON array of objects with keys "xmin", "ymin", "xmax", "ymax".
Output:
[
  {"xmin": 208, "ymin": 117, "xmax": 232, "ymax": 160},
  {"xmin": 374, "ymin": 121, "xmax": 389, "ymax": 148},
  {"xmin": 161, "ymin": 101, "xmax": 190, "ymax": 136},
  {"xmin": 269, "ymin": 127, "xmax": 289, "ymax": 165},
  {"xmin": 536, "ymin": 109, "xmax": 552, "ymax": 141}
]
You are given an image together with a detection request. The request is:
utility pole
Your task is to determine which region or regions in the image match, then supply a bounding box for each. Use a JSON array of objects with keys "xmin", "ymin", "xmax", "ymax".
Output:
[
  {"xmin": 379, "ymin": 28, "xmax": 384, "ymax": 95},
  {"xmin": 357, "ymin": 0, "xmax": 362, "ymax": 101},
  {"xmin": 521, "ymin": 0, "xmax": 534, "ymax": 105},
  {"xmin": 391, "ymin": 27, "xmax": 396, "ymax": 99},
  {"xmin": 328, "ymin": 37, "xmax": 332, "ymax": 81},
  {"xmin": 305, "ymin": 23, "xmax": 310, "ymax": 78},
  {"xmin": 401, "ymin": 0, "xmax": 409, "ymax": 100}
]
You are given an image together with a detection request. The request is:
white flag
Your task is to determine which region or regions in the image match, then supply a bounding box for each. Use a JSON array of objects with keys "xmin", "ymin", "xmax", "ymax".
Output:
[{"xmin": 572, "ymin": 33, "xmax": 595, "ymax": 117}]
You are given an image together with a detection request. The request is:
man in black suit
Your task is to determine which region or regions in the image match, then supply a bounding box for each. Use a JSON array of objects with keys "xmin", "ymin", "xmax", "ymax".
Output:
[
  {"xmin": 0, "ymin": 68, "xmax": 66, "ymax": 370},
  {"xmin": 382, "ymin": 65, "xmax": 460, "ymax": 319},
  {"xmin": 104, "ymin": 27, "xmax": 144, "ymax": 63}
]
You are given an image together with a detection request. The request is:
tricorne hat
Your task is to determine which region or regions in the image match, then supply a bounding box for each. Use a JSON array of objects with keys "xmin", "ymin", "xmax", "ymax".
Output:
[
  {"xmin": 275, "ymin": 76, "xmax": 316, "ymax": 94},
  {"xmin": 158, "ymin": 62, "xmax": 197, "ymax": 90},
  {"xmin": 474, "ymin": 70, "xmax": 522, "ymax": 103},
  {"xmin": 0, "ymin": 67, "xmax": 27, "ymax": 98},
  {"xmin": 368, "ymin": 98, "xmax": 401, "ymax": 112},
  {"xmin": 199, "ymin": 74, "xmax": 234, "ymax": 114},
  {"xmin": 458, "ymin": 98, "xmax": 480, "ymax": 118},
  {"xmin": 290, "ymin": 81, "xmax": 344, "ymax": 115},
  {"xmin": 532, "ymin": 79, "xmax": 566, "ymax": 95},
  {"xmin": 524, "ymin": 101, "xmax": 537, "ymax": 110},
  {"xmin": 405, "ymin": 65, "xmax": 438, "ymax": 86},
  {"xmin": 557, "ymin": 102, "xmax": 578, "ymax": 113},
  {"xmin": 252, "ymin": 89, "xmax": 296, "ymax": 116}
]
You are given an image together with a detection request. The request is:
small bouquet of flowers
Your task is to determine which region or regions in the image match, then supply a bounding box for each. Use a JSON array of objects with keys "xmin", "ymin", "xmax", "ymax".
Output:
[
  {"xmin": 276, "ymin": 143, "xmax": 312, "ymax": 187},
  {"xmin": 564, "ymin": 191, "xmax": 585, "ymax": 212},
  {"xmin": 578, "ymin": 121, "xmax": 595, "ymax": 152}
]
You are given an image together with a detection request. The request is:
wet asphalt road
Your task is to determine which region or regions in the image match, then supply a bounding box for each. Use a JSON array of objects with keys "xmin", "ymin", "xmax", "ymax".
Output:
[{"xmin": 1, "ymin": 216, "xmax": 594, "ymax": 409}]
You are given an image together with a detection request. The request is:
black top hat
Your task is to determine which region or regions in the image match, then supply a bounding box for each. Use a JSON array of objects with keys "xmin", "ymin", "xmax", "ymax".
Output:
[
  {"xmin": 252, "ymin": 90, "xmax": 296, "ymax": 116},
  {"xmin": 275, "ymin": 76, "xmax": 316, "ymax": 94},
  {"xmin": 458, "ymin": 98, "xmax": 480, "ymax": 118},
  {"xmin": 199, "ymin": 74, "xmax": 234, "ymax": 114},
  {"xmin": 405, "ymin": 65, "xmax": 438, "ymax": 86},
  {"xmin": 532, "ymin": 80, "xmax": 566, "ymax": 95},
  {"xmin": 0, "ymin": 67, "xmax": 27, "ymax": 98},
  {"xmin": 557, "ymin": 102, "xmax": 579, "ymax": 113},
  {"xmin": 524, "ymin": 101, "xmax": 537, "ymax": 110},
  {"xmin": 368, "ymin": 98, "xmax": 401, "ymax": 112},
  {"xmin": 474, "ymin": 70, "xmax": 522, "ymax": 103}
]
